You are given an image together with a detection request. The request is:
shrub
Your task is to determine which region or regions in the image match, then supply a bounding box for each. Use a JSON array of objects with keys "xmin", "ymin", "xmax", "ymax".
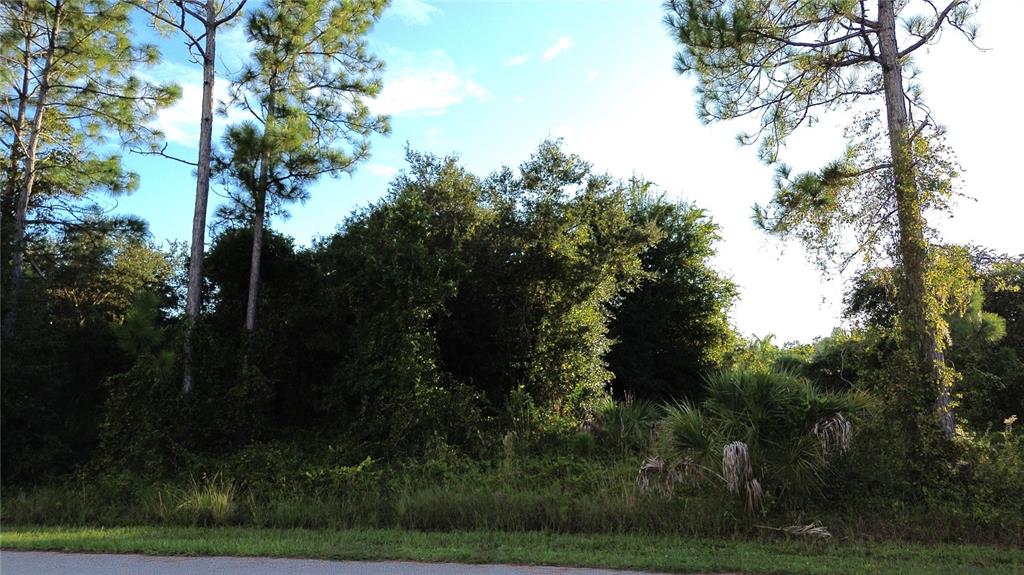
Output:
[
  {"xmin": 588, "ymin": 396, "xmax": 660, "ymax": 455},
  {"xmin": 97, "ymin": 355, "xmax": 186, "ymax": 476},
  {"xmin": 652, "ymin": 367, "xmax": 869, "ymax": 513}
]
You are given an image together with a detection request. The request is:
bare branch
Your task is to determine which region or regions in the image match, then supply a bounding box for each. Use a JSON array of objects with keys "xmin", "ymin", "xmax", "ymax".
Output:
[{"xmin": 129, "ymin": 142, "xmax": 198, "ymax": 167}]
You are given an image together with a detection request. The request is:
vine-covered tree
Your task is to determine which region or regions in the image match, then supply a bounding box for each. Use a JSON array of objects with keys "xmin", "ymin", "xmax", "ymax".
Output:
[
  {"xmin": 0, "ymin": 0, "xmax": 178, "ymax": 336},
  {"xmin": 217, "ymin": 0, "xmax": 389, "ymax": 338},
  {"xmin": 664, "ymin": 0, "xmax": 978, "ymax": 437},
  {"xmin": 845, "ymin": 250, "xmax": 1024, "ymax": 431}
]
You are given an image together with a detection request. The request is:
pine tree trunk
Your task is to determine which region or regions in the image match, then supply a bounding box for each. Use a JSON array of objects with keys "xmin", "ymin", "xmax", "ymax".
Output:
[
  {"xmin": 876, "ymin": 0, "xmax": 952, "ymax": 438},
  {"xmin": 245, "ymin": 160, "xmax": 270, "ymax": 335},
  {"xmin": 4, "ymin": 1, "xmax": 60, "ymax": 338},
  {"xmin": 181, "ymin": 1, "xmax": 220, "ymax": 394},
  {"xmin": 3, "ymin": 21, "xmax": 32, "ymax": 201}
]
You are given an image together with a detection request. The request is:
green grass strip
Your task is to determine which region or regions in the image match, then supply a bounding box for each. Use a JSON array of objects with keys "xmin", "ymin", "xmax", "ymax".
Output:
[{"xmin": 2, "ymin": 526, "xmax": 1021, "ymax": 575}]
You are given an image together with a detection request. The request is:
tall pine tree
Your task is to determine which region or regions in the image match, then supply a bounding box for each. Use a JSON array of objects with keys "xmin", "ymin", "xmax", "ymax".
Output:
[
  {"xmin": 664, "ymin": 0, "xmax": 978, "ymax": 438},
  {"xmin": 129, "ymin": 0, "xmax": 247, "ymax": 394},
  {"xmin": 1, "ymin": 0, "xmax": 179, "ymax": 337},
  {"xmin": 216, "ymin": 0, "xmax": 389, "ymax": 340}
]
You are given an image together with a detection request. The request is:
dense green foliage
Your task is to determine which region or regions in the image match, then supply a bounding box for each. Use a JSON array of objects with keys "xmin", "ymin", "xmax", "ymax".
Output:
[
  {"xmin": 180, "ymin": 142, "xmax": 736, "ymax": 455},
  {"xmin": 3, "ymin": 142, "xmax": 1021, "ymax": 547},
  {"xmin": 1, "ymin": 1, "xmax": 1021, "ymax": 557},
  {"xmin": 607, "ymin": 188, "xmax": 737, "ymax": 401},
  {"xmin": 1, "ymin": 140, "xmax": 741, "ymax": 475},
  {"xmin": 843, "ymin": 251, "xmax": 1024, "ymax": 431},
  {"xmin": 1, "ymin": 221, "xmax": 174, "ymax": 481}
]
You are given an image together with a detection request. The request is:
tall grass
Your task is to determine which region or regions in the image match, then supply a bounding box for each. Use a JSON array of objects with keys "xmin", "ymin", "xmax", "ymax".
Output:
[
  {"xmin": 170, "ymin": 474, "xmax": 237, "ymax": 525},
  {"xmin": 3, "ymin": 453, "xmax": 1020, "ymax": 544}
]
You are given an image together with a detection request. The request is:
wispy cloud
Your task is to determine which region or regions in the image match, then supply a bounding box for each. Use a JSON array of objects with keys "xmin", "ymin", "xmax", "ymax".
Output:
[
  {"xmin": 586, "ymin": 70, "xmax": 600, "ymax": 83},
  {"xmin": 366, "ymin": 163, "xmax": 398, "ymax": 178},
  {"xmin": 542, "ymin": 36, "xmax": 574, "ymax": 62},
  {"xmin": 371, "ymin": 49, "xmax": 489, "ymax": 116},
  {"xmin": 552, "ymin": 124, "xmax": 576, "ymax": 141},
  {"xmin": 145, "ymin": 63, "xmax": 248, "ymax": 148},
  {"xmin": 386, "ymin": 0, "xmax": 440, "ymax": 26},
  {"xmin": 503, "ymin": 55, "xmax": 528, "ymax": 67}
]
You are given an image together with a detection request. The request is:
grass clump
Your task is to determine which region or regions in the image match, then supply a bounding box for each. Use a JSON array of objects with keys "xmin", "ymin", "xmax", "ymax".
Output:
[{"xmin": 167, "ymin": 474, "xmax": 237, "ymax": 526}]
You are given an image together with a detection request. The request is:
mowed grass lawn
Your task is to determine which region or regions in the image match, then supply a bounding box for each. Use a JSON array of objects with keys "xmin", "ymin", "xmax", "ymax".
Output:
[{"xmin": 2, "ymin": 525, "xmax": 1021, "ymax": 575}]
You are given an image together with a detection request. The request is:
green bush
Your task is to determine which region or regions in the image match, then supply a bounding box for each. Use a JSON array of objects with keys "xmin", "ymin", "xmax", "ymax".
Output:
[
  {"xmin": 588, "ymin": 397, "xmax": 660, "ymax": 455},
  {"xmin": 654, "ymin": 367, "xmax": 869, "ymax": 513},
  {"xmin": 952, "ymin": 418, "xmax": 1024, "ymax": 533},
  {"xmin": 97, "ymin": 356, "xmax": 186, "ymax": 476}
]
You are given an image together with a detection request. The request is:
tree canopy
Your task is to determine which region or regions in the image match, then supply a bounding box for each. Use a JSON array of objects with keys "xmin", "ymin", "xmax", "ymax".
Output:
[{"xmin": 664, "ymin": 0, "xmax": 980, "ymax": 437}]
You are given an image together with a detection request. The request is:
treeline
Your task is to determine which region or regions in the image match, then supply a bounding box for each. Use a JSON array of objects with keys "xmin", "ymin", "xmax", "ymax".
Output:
[
  {"xmin": 2, "ymin": 2, "xmax": 1023, "ymax": 531},
  {"xmin": 4, "ymin": 140, "xmax": 1021, "ymax": 491},
  {"xmin": 1, "ymin": 142, "xmax": 740, "ymax": 481}
]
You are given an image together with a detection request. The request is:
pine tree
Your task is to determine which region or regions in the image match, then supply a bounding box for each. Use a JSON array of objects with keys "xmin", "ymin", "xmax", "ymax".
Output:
[
  {"xmin": 217, "ymin": 0, "xmax": 389, "ymax": 339},
  {"xmin": 664, "ymin": 0, "xmax": 979, "ymax": 437},
  {"xmin": 129, "ymin": 0, "xmax": 248, "ymax": 394},
  {"xmin": 1, "ymin": 0, "xmax": 179, "ymax": 337}
]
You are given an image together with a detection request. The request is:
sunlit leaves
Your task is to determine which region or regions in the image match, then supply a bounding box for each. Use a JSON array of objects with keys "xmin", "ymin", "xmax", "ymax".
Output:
[
  {"xmin": 1, "ymin": 0, "xmax": 179, "ymax": 231},
  {"xmin": 753, "ymin": 112, "xmax": 961, "ymax": 274}
]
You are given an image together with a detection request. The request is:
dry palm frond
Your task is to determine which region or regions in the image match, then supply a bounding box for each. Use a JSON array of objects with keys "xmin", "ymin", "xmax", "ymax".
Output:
[
  {"xmin": 637, "ymin": 456, "xmax": 696, "ymax": 494},
  {"xmin": 722, "ymin": 441, "xmax": 752, "ymax": 493},
  {"xmin": 745, "ymin": 478, "xmax": 763, "ymax": 513},
  {"xmin": 676, "ymin": 457, "xmax": 704, "ymax": 486},
  {"xmin": 758, "ymin": 521, "xmax": 833, "ymax": 539},
  {"xmin": 636, "ymin": 456, "xmax": 665, "ymax": 492},
  {"xmin": 813, "ymin": 412, "xmax": 852, "ymax": 454}
]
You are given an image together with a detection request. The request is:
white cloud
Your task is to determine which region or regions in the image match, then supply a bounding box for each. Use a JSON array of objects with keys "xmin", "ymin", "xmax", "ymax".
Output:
[
  {"xmin": 503, "ymin": 55, "xmax": 528, "ymax": 67},
  {"xmin": 542, "ymin": 36, "xmax": 574, "ymax": 62},
  {"xmin": 586, "ymin": 70, "xmax": 600, "ymax": 83},
  {"xmin": 216, "ymin": 22, "xmax": 254, "ymax": 69},
  {"xmin": 366, "ymin": 163, "xmax": 398, "ymax": 178},
  {"xmin": 146, "ymin": 63, "xmax": 249, "ymax": 148},
  {"xmin": 150, "ymin": 48, "xmax": 491, "ymax": 147},
  {"xmin": 551, "ymin": 124, "xmax": 576, "ymax": 141},
  {"xmin": 386, "ymin": 0, "xmax": 440, "ymax": 26},
  {"xmin": 371, "ymin": 50, "xmax": 489, "ymax": 116}
]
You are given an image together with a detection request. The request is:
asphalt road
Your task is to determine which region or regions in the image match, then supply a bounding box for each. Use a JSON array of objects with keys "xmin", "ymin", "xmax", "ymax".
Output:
[{"xmin": 1, "ymin": 551, "xmax": 675, "ymax": 574}]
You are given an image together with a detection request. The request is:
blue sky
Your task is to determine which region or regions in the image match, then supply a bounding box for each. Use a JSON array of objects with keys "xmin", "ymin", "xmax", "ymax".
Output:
[{"xmin": 118, "ymin": 0, "xmax": 1024, "ymax": 343}]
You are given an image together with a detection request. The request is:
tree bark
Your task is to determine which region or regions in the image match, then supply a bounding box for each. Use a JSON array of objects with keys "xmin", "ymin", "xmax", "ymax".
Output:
[
  {"xmin": 4, "ymin": 0, "xmax": 60, "ymax": 338},
  {"xmin": 876, "ymin": 0, "xmax": 952, "ymax": 437},
  {"xmin": 3, "ymin": 18, "xmax": 33, "ymax": 201},
  {"xmin": 181, "ymin": 1, "xmax": 220, "ymax": 394},
  {"xmin": 244, "ymin": 156, "xmax": 270, "ymax": 334}
]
